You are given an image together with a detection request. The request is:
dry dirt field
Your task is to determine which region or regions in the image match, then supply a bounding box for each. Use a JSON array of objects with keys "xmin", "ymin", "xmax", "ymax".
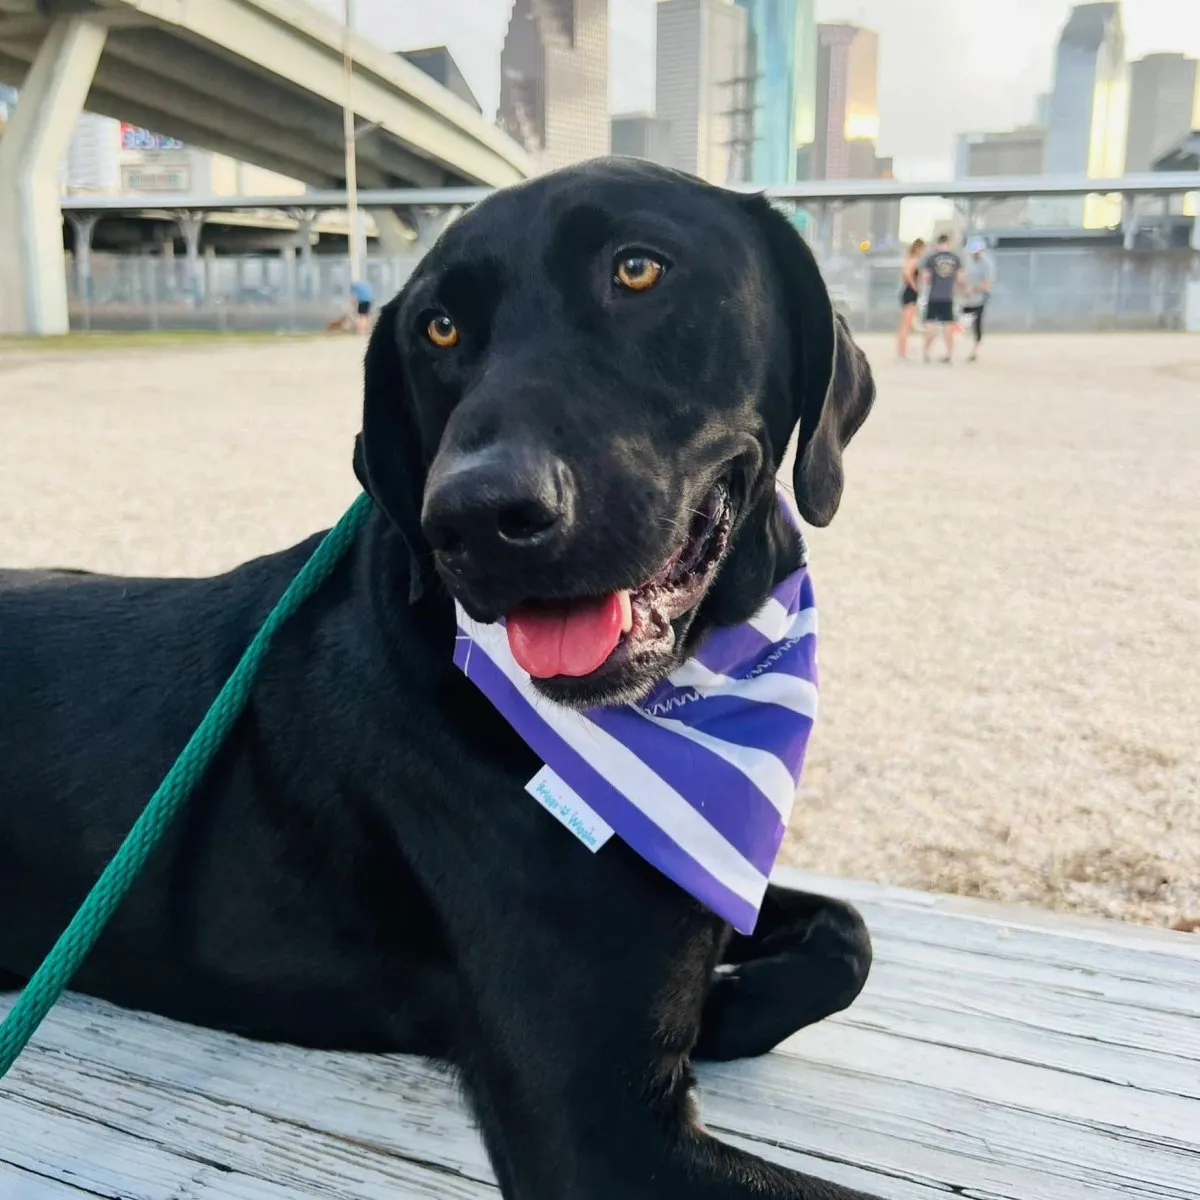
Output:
[{"xmin": 1, "ymin": 332, "xmax": 1197, "ymax": 929}]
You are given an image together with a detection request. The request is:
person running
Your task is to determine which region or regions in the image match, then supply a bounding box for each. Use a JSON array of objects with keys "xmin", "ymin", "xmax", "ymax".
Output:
[
  {"xmin": 896, "ymin": 237, "xmax": 926, "ymax": 360},
  {"xmin": 921, "ymin": 234, "xmax": 964, "ymax": 364},
  {"xmin": 961, "ymin": 237, "xmax": 994, "ymax": 362},
  {"xmin": 350, "ymin": 278, "xmax": 375, "ymax": 335}
]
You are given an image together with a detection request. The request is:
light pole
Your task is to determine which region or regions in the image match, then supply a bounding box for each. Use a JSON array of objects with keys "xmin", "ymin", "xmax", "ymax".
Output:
[{"xmin": 341, "ymin": 0, "xmax": 361, "ymax": 284}]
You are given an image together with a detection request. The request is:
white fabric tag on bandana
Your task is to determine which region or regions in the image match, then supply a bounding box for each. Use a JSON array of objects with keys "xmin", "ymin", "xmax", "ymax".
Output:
[{"xmin": 525, "ymin": 765, "xmax": 615, "ymax": 853}]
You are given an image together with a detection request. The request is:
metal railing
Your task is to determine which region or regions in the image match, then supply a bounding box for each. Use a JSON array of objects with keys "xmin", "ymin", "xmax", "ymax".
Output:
[{"xmin": 66, "ymin": 242, "xmax": 1199, "ymax": 335}]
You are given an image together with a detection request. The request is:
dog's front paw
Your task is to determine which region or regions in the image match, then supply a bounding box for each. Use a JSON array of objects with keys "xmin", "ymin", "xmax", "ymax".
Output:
[{"xmin": 694, "ymin": 901, "xmax": 872, "ymax": 1061}]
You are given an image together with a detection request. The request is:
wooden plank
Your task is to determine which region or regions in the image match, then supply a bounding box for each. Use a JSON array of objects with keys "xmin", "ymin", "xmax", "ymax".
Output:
[
  {"xmin": 850, "ymin": 956, "xmax": 1200, "ymax": 1066},
  {"xmin": 701, "ymin": 1056, "xmax": 1200, "ymax": 1200},
  {"xmin": 0, "ymin": 1100, "xmax": 330, "ymax": 1200},
  {"xmin": 2, "ymin": 876, "xmax": 1198, "ymax": 1200},
  {"xmin": 833, "ymin": 989, "xmax": 1200, "ymax": 1099},
  {"xmin": 0, "ymin": 1163, "xmax": 97, "ymax": 1200},
  {"xmin": 781, "ymin": 869, "xmax": 1200, "ymax": 963},
  {"xmin": 0, "ymin": 999, "xmax": 498, "ymax": 1194}
]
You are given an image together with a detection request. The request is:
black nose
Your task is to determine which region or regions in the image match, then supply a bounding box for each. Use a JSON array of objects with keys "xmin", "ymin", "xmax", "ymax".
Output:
[{"xmin": 421, "ymin": 446, "xmax": 575, "ymax": 569}]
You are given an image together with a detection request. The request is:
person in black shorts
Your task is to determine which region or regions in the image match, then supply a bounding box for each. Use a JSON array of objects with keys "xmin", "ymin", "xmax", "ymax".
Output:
[
  {"xmin": 896, "ymin": 237, "xmax": 925, "ymax": 360},
  {"xmin": 921, "ymin": 234, "xmax": 964, "ymax": 363}
]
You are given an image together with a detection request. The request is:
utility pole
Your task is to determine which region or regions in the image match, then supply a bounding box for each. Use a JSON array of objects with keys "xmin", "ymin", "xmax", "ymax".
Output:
[{"xmin": 342, "ymin": 0, "xmax": 361, "ymax": 284}]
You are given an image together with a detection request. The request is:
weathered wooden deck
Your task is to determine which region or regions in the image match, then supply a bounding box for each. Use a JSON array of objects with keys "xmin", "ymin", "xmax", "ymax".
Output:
[{"xmin": 2, "ymin": 869, "xmax": 1197, "ymax": 1200}]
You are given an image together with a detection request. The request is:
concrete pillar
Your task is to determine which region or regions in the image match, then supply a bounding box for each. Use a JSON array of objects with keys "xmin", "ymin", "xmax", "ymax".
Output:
[
  {"xmin": 1121, "ymin": 194, "xmax": 1139, "ymax": 251},
  {"xmin": 288, "ymin": 209, "xmax": 317, "ymax": 300},
  {"xmin": 175, "ymin": 211, "xmax": 205, "ymax": 305},
  {"xmin": 367, "ymin": 208, "xmax": 413, "ymax": 257},
  {"xmin": 402, "ymin": 205, "xmax": 465, "ymax": 255},
  {"xmin": 281, "ymin": 244, "xmax": 297, "ymax": 304},
  {"xmin": 0, "ymin": 17, "xmax": 108, "ymax": 335},
  {"xmin": 204, "ymin": 245, "xmax": 218, "ymax": 301},
  {"xmin": 159, "ymin": 231, "xmax": 178, "ymax": 297},
  {"xmin": 66, "ymin": 211, "xmax": 99, "ymax": 311},
  {"xmin": 808, "ymin": 202, "xmax": 836, "ymax": 264}
]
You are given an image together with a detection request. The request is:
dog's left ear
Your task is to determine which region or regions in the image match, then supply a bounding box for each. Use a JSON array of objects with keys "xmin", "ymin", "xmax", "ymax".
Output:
[
  {"xmin": 353, "ymin": 299, "xmax": 434, "ymax": 602},
  {"xmin": 742, "ymin": 195, "xmax": 876, "ymax": 526}
]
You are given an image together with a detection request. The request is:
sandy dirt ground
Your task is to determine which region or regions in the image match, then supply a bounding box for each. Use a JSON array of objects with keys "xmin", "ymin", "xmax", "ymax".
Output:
[{"xmin": 1, "ymin": 332, "xmax": 1197, "ymax": 929}]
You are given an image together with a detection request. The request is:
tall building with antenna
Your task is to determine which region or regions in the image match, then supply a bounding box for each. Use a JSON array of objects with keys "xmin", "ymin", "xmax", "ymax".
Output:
[{"xmin": 734, "ymin": 0, "xmax": 816, "ymax": 185}]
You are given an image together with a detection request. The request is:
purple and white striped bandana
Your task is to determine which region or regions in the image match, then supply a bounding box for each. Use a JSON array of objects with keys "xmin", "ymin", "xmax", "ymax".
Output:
[{"xmin": 453, "ymin": 499, "xmax": 817, "ymax": 935}]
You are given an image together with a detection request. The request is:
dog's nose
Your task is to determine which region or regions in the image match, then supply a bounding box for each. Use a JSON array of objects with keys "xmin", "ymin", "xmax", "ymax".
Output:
[{"xmin": 422, "ymin": 447, "xmax": 575, "ymax": 568}]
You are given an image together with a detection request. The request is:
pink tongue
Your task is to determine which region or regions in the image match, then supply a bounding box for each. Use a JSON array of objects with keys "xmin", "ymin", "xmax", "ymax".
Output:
[{"xmin": 507, "ymin": 593, "xmax": 625, "ymax": 679}]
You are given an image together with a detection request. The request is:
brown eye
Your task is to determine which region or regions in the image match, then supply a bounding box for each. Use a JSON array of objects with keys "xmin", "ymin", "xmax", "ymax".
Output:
[
  {"xmin": 614, "ymin": 254, "xmax": 665, "ymax": 292},
  {"xmin": 426, "ymin": 314, "xmax": 459, "ymax": 348}
]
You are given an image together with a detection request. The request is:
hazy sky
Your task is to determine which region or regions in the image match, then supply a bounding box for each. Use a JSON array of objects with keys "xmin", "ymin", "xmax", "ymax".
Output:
[{"xmin": 319, "ymin": 0, "xmax": 1200, "ymax": 179}]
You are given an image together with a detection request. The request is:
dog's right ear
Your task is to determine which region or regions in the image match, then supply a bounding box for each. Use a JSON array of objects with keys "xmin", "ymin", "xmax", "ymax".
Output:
[
  {"xmin": 354, "ymin": 302, "xmax": 434, "ymax": 603},
  {"xmin": 740, "ymin": 194, "xmax": 875, "ymax": 527}
]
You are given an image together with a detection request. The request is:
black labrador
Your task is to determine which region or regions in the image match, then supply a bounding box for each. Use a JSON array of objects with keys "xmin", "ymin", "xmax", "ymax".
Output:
[{"xmin": 1, "ymin": 159, "xmax": 879, "ymax": 1199}]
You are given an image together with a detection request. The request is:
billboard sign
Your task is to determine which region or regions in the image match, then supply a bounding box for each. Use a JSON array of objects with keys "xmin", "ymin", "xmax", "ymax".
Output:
[{"xmin": 120, "ymin": 123, "xmax": 185, "ymax": 152}]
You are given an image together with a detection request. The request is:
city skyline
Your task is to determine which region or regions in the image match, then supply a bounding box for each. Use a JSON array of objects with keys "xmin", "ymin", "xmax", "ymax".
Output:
[{"xmin": 311, "ymin": 0, "xmax": 1200, "ymax": 181}]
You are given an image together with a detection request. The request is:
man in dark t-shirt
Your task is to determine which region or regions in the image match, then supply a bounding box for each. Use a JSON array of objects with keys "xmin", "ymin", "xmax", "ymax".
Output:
[{"xmin": 921, "ymin": 234, "xmax": 964, "ymax": 363}]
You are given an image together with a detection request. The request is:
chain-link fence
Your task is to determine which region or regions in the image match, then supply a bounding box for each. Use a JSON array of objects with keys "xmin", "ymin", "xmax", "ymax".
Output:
[
  {"xmin": 66, "ymin": 251, "xmax": 423, "ymax": 333},
  {"xmin": 66, "ymin": 242, "xmax": 1200, "ymax": 335},
  {"xmin": 822, "ymin": 246, "xmax": 1198, "ymax": 334}
]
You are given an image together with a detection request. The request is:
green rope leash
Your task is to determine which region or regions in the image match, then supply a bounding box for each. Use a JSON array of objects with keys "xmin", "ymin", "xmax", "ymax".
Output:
[{"xmin": 0, "ymin": 492, "xmax": 374, "ymax": 1078}]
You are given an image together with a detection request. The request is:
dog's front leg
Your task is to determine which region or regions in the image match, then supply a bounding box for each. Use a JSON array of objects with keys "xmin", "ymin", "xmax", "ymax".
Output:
[
  {"xmin": 694, "ymin": 885, "xmax": 872, "ymax": 1062},
  {"xmin": 447, "ymin": 886, "xmax": 880, "ymax": 1200}
]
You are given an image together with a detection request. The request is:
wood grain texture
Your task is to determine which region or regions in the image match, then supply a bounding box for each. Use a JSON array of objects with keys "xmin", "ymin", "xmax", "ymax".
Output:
[{"xmin": 2, "ymin": 871, "xmax": 1197, "ymax": 1200}]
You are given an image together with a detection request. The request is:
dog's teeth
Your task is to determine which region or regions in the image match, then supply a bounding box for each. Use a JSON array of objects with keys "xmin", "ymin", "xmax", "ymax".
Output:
[{"xmin": 618, "ymin": 589, "xmax": 634, "ymax": 634}]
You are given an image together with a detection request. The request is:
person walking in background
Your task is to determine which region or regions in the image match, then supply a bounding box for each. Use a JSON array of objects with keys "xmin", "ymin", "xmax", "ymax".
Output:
[
  {"xmin": 350, "ymin": 278, "xmax": 375, "ymax": 335},
  {"xmin": 896, "ymin": 237, "xmax": 926, "ymax": 360},
  {"xmin": 921, "ymin": 234, "xmax": 964, "ymax": 364},
  {"xmin": 961, "ymin": 237, "xmax": 994, "ymax": 362}
]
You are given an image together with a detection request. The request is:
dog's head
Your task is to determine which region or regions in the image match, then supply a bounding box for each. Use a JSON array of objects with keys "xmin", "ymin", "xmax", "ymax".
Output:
[{"xmin": 356, "ymin": 159, "xmax": 874, "ymax": 707}]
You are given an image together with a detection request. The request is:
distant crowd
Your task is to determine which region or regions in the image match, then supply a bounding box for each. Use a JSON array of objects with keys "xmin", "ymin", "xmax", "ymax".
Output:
[{"xmin": 897, "ymin": 234, "xmax": 994, "ymax": 364}]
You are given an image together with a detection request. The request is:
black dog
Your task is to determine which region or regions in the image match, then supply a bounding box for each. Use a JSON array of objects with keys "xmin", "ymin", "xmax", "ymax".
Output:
[{"xmin": 1, "ymin": 159, "xmax": 878, "ymax": 1199}]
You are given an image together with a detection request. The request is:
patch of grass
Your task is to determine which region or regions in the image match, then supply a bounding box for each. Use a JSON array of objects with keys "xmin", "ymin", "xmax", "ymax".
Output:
[{"xmin": 0, "ymin": 331, "xmax": 321, "ymax": 354}]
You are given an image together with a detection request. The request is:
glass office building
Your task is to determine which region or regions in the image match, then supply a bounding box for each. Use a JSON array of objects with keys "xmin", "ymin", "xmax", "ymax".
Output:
[{"xmin": 737, "ymin": 0, "xmax": 816, "ymax": 185}]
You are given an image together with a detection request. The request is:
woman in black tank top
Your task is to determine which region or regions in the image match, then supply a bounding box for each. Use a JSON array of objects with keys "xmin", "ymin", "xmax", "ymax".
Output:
[{"xmin": 897, "ymin": 238, "xmax": 925, "ymax": 359}]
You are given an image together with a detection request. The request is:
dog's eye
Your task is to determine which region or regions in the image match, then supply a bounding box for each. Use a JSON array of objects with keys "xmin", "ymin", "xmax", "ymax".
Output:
[
  {"xmin": 614, "ymin": 253, "xmax": 665, "ymax": 293},
  {"xmin": 425, "ymin": 315, "xmax": 459, "ymax": 348}
]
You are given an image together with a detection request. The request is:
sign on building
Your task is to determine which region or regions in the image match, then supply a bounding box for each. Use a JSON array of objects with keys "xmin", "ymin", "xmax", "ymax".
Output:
[{"xmin": 120, "ymin": 123, "xmax": 185, "ymax": 152}]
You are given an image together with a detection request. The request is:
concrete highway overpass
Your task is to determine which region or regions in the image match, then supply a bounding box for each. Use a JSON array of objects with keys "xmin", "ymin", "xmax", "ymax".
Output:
[{"xmin": 0, "ymin": 0, "xmax": 532, "ymax": 334}]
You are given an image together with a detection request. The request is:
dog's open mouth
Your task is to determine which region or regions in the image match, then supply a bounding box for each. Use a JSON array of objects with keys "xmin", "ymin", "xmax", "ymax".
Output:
[{"xmin": 505, "ymin": 484, "xmax": 732, "ymax": 682}]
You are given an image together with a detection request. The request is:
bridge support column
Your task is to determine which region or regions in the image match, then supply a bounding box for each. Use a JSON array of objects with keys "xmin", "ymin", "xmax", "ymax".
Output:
[
  {"xmin": 0, "ymin": 16, "xmax": 108, "ymax": 335},
  {"xmin": 66, "ymin": 211, "xmax": 99, "ymax": 330},
  {"xmin": 175, "ymin": 211, "xmax": 205, "ymax": 305},
  {"xmin": 204, "ymin": 246, "xmax": 219, "ymax": 302},
  {"xmin": 403, "ymin": 205, "xmax": 465, "ymax": 255},
  {"xmin": 367, "ymin": 208, "xmax": 413, "ymax": 257},
  {"xmin": 289, "ymin": 210, "xmax": 316, "ymax": 299}
]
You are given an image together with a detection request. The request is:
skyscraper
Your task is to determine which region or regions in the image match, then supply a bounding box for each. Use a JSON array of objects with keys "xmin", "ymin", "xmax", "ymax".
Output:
[
  {"xmin": 792, "ymin": 0, "xmax": 817, "ymax": 177},
  {"xmin": 736, "ymin": 0, "xmax": 813, "ymax": 185},
  {"xmin": 1042, "ymin": 2, "xmax": 1128, "ymax": 226},
  {"xmin": 498, "ymin": 0, "xmax": 609, "ymax": 173},
  {"xmin": 399, "ymin": 47, "xmax": 484, "ymax": 115},
  {"xmin": 655, "ymin": 0, "xmax": 750, "ymax": 184},
  {"xmin": 65, "ymin": 113, "xmax": 123, "ymax": 195},
  {"xmin": 812, "ymin": 23, "xmax": 879, "ymax": 181},
  {"xmin": 1125, "ymin": 53, "xmax": 1200, "ymax": 174}
]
